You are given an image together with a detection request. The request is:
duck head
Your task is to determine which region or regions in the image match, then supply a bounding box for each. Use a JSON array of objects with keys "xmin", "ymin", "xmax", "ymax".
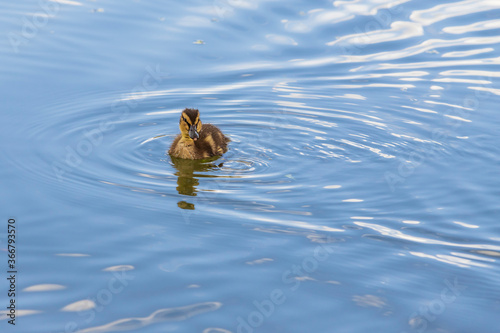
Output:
[{"xmin": 179, "ymin": 108, "xmax": 202, "ymax": 141}]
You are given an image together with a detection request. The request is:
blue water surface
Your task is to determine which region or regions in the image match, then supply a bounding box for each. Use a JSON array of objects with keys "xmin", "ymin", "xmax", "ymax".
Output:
[{"xmin": 1, "ymin": 0, "xmax": 500, "ymax": 332}]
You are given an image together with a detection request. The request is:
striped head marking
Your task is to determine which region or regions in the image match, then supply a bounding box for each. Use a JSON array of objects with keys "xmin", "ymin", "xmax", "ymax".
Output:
[{"xmin": 180, "ymin": 108, "xmax": 202, "ymax": 140}]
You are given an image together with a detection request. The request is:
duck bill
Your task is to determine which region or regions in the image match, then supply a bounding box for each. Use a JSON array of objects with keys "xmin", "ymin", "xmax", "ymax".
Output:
[{"xmin": 189, "ymin": 125, "xmax": 199, "ymax": 140}]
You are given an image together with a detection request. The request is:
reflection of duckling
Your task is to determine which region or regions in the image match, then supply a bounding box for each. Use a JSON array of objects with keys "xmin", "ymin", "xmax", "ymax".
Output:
[
  {"xmin": 168, "ymin": 108, "xmax": 229, "ymax": 159},
  {"xmin": 170, "ymin": 156, "xmax": 222, "ymax": 196}
]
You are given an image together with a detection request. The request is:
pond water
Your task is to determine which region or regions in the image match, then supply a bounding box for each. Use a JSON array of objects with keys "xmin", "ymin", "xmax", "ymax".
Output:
[{"xmin": 1, "ymin": 0, "xmax": 500, "ymax": 332}]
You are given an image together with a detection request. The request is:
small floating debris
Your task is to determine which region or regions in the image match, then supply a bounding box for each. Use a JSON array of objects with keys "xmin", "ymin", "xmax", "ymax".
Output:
[{"xmin": 193, "ymin": 40, "xmax": 205, "ymax": 45}]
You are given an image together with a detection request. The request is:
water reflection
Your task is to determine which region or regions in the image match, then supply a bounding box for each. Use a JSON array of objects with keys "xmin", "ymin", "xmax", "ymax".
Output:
[
  {"xmin": 5, "ymin": 0, "xmax": 500, "ymax": 331},
  {"xmin": 170, "ymin": 156, "xmax": 223, "ymax": 208},
  {"xmin": 78, "ymin": 302, "xmax": 222, "ymax": 333}
]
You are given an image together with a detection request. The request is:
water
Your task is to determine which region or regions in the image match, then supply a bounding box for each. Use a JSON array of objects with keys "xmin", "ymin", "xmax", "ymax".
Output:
[{"xmin": 1, "ymin": 0, "xmax": 500, "ymax": 332}]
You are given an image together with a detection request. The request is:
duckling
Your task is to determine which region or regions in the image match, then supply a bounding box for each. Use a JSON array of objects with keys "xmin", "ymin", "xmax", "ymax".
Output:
[{"xmin": 168, "ymin": 108, "xmax": 229, "ymax": 159}]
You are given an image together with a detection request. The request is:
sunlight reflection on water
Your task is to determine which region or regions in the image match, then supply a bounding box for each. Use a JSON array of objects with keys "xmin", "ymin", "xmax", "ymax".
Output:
[{"xmin": 2, "ymin": 0, "xmax": 500, "ymax": 332}]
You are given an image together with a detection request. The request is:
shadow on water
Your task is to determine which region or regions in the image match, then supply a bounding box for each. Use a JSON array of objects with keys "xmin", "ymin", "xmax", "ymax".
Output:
[{"xmin": 170, "ymin": 156, "xmax": 224, "ymax": 209}]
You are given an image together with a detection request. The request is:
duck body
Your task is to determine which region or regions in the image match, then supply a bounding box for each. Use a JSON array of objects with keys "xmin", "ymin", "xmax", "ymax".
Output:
[{"xmin": 168, "ymin": 108, "xmax": 229, "ymax": 160}]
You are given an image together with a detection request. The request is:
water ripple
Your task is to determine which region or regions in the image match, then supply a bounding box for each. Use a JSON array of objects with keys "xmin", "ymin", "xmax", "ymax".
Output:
[
  {"xmin": 4, "ymin": 0, "xmax": 500, "ymax": 332},
  {"xmin": 78, "ymin": 302, "xmax": 222, "ymax": 333}
]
